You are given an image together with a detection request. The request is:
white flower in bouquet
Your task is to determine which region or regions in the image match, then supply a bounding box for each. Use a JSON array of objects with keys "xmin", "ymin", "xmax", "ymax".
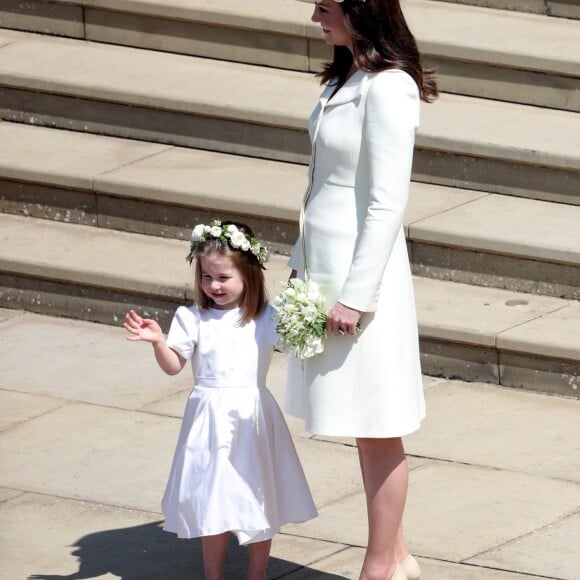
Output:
[{"xmin": 272, "ymin": 278, "xmax": 328, "ymax": 359}]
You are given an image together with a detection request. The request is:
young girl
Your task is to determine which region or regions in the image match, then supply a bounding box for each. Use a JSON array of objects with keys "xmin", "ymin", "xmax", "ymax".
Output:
[{"xmin": 123, "ymin": 220, "xmax": 317, "ymax": 580}]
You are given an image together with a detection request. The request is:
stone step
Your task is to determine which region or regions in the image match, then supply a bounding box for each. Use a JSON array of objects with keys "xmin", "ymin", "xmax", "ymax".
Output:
[
  {"xmin": 430, "ymin": 0, "xmax": 579, "ymax": 20},
  {"xmin": 0, "ymin": 1, "xmax": 578, "ymax": 111},
  {"xmin": 2, "ymin": 123, "xmax": 579, "ymax": 300},
  {"xmin": 1, "ymin": 32, "xmax": 578, "ymax": 205},
  {"xmin": 0, "ymin": 212, "xmax": 577, "ymax": 397}
]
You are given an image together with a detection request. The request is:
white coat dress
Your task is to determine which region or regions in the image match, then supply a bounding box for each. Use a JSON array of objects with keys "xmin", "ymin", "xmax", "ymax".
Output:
[{"xmin": 285, "ymin": 68, "xmax": 425, "ymax": 438}]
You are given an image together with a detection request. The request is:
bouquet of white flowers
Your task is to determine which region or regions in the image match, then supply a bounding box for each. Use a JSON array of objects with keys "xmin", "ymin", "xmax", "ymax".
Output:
[{"xmin": 272, "ymin": 278, "xmax": 327, "ymax": 359}]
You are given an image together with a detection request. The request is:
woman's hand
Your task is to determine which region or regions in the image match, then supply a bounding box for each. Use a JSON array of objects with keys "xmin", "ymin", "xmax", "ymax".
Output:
[
  {"xmin": 123, "ymin": 310, "xmax": 164, "ymax": 344},
  {"xmin": 327, "ymin": 302, "xmax": 361, "ymax": 337}
]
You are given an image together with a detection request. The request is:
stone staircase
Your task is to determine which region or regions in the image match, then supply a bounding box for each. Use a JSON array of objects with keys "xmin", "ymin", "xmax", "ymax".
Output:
[{"xmin": 0, "ymin": 0, "xmax": 578, "ymax": 397}]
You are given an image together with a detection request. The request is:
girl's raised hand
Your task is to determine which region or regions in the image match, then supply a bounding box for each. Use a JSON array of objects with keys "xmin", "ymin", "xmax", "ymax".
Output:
[{"xmin": 123, "ymin": 310, "xmax": 164, "ymax": 343}]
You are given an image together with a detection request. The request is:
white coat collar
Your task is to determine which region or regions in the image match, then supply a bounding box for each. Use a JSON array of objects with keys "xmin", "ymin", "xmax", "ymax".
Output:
[{"xmin": 320, "ymin": 69, "xmax": 370, "ymax": 108}]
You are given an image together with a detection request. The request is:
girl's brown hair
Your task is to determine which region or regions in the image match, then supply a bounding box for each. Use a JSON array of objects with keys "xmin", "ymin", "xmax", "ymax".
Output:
[
  {"xmin": 193, "ymin": 221, "xmax": 267, "ymax": 323},
  {"xmin": 319, "ymin": 0, "xmax": 438, "ymax": 103}
]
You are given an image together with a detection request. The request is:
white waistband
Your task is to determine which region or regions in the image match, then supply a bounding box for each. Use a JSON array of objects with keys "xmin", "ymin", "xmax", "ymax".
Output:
[{"xmin": 196, "ymin": 377, "xmax": 264, "ymax": 389}]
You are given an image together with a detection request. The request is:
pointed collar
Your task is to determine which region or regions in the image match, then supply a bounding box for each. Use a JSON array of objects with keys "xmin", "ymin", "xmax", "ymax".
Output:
[{"xmin": 320, "ymin": 69, "xmax": 370, "ymax": 108}]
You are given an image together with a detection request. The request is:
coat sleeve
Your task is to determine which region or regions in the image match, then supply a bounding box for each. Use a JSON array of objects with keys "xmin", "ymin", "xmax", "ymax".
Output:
[{"xmin": 338, "ymin": 71, "xmax": 419, "ymax": 312}]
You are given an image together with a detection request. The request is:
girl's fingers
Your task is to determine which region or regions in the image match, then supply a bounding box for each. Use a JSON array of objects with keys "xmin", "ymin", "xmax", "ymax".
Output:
[{"xmin": 123, "ymin": 322, "xmax": 139, "ymax": 335}]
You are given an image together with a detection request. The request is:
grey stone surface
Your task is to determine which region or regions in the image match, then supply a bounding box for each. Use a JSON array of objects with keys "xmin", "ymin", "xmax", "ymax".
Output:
[
  {"xmin": 0, "ymin": 389, "xmax": 66, "ymax": 433},
  {"xmin": 419, "ymin": 338, "xmax": 500, "ymax": 384},
  {"xmin": 408, "ymin": 0, "xmax": 580, "ymax": 75},
  {"xmin": 0, "ymin": 122, "xmax": 169, "ymax": 190},
  {"xmin": 85, "ymin": 7, "xmax": 310, "ymax": 71},
  {"xmin": 498, "ymin": 301, "xmax": 580, "ymax": 361},
  {"xmin": 94, "ymin": 145, "xmax": 306, "ymax": 223},
  {"xmin": 0, "ymin": 0, "xmax": 84, "ymax": 38},
  {"xmin": 0, "ymin": 312, "xmax": 188, "ymax": 409},
  {"xmin": 404, "ymin": 461, "xmax": 580, "ymax": 561},
  {"xmin": 412, "ymin": 242, "xmax": 580, "ymax": 300},
  {"xmin": 0, "ymin": 212, "xmax": 190, "ymax": 298},
  {"xmin": 469, "ymin": 511, "xmax": 580, "ymax": 579},
  {"xmin": 0, "ymin": 491, "xmax": 346, "ymax": 579},
  {"xmin": 430, "ymin": 0, "xmax": 547, "ymax": 14},
  {"xmin": 499, "ymin": 352, "xmax": 580, "ymax": 398},
  {"xmin": 414, "ymin": 277, "xmax": 564, "ymax": 347},
  {"xmin": 405, "ymin": 380, "xmax": 580, "ymax": 478},
  {"xmin": 0, "ymin": 402, "xmax": 179, "ymax": 512},
  {"xmin": 1, "ymin": 32, "xmax": 579, "ymax": 182},
  {"xmin": 427, "ymin": 52, "xmax": 579, "ymax": 111},
  {"xmin": 0, "ymin": 488, "xmax": 23, "ymax": 503},
  {"xmin": 549, "ymin": 0, "xmax": 580, "ymax": 19},
  {"xmin": 0, "ymin": 306, "xmax": 21, "ymax": 323},
  {"xmin": 410, "ymin": 193, "xmax": 580, "ymax": 265},
  {"xmin": 0, "ymin": 36, "xmax": 314, "ymax": 128},
  {"xmin": 405, "ymin": 183, "xmax": 489, "ymax": 236},
  {"xmin": 285, "ymin": 457, "xmax": 580, "ymax": 561},
  {"xmin": 1, "ymin": 311, "xmax": 579, "ymax": 578}
]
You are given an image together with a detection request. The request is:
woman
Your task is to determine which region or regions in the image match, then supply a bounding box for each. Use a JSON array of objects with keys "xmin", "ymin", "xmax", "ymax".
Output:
[{"xmin": 286, "ymin": 1, "xmax": 438, "ymax": 579}]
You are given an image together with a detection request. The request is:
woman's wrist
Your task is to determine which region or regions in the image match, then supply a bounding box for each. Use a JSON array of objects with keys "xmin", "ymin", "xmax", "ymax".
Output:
[{"xmin": 338, "ymin": 301, "xmax": 361, "ymax": 314}]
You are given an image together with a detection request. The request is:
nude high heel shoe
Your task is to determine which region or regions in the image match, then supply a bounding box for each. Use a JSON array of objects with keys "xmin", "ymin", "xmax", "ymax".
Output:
[
  {"xmin": 400, "ymin": 554, "xmax": 421, "ymax": 579},
  {"xmin": 390, "ymin": 564, "xmax": 407, "ymax": 580}
]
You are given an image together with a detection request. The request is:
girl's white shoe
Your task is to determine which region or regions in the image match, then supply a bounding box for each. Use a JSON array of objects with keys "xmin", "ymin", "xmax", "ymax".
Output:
[
  {"xmin": 391, "ymin": 564, "xmax": 407, "ymax": 580},
  {"xmin": 400, "ymin": 554, "xmax": 421, "ymax": 579}
]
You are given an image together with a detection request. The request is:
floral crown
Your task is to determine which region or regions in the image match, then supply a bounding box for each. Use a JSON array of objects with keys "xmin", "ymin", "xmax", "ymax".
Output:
[{"xmin": 186, "ymin": 219, "xmax": 268, "ymax": 269}]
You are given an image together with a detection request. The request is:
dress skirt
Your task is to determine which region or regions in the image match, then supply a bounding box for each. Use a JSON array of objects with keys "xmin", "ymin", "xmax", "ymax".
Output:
[{"xmin": 162, "ymin": 384, "xmax": 317, "ymax": 545}]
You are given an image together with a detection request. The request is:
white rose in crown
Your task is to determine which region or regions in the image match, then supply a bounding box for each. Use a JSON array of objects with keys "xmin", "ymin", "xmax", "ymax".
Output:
[
  {"xmin": 240, "ymin": 239, "xmax": 251, "ymax": 251},
  {"xmin": 192, "ymin": 224, "xmax": 205, "ymax": 240},
  {"xmin": 209, "ymin": 225, "xmax": 222, "ymax": 237},
  {"xmin": 230, "ymin": 231, "xmax": 246, "ymax": 248}
]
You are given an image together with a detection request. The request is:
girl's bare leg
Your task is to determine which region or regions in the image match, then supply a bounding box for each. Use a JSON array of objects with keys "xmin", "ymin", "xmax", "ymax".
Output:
[
  {"xmin": 247, "ymin": 539, "xmax": 272, "ymax": 580},
  {"xmin": 201, "ymin": 532, "xmax": 229, "ymax": 580},
  {"xmin": 356, "ymin": 437, "xmax": 408, "ymax": 580}
]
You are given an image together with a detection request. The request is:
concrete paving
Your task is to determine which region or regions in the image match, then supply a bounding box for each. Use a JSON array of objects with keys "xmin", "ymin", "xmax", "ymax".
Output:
[{"xmin": 0, "ymin": 308, "xmax": 578, "ymax": 579}]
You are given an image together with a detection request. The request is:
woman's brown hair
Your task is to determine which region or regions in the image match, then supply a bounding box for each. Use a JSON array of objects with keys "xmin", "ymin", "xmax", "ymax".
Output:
[
  {"xmin": 319, "ymin": 0, "xmax": 438, "ymax": 102},
  {"xmin": 193, "ymin": 221, "xmax": 267, "ymax": 323}
]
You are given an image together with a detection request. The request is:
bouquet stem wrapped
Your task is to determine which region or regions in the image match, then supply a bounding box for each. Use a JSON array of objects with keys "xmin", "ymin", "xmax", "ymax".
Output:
[{"xmin": 272, "ymin": 278, "xmax": 327, "ymax": 359}]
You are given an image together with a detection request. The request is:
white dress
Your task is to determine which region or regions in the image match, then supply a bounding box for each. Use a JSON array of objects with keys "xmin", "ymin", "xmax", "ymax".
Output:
[
  {"xmin": 286, "ymin": 69, "xmax": 426, "ymax": 438},
  {"xmin": 162, "ymin": 304, "xmax": 317, "ymax": 545}
]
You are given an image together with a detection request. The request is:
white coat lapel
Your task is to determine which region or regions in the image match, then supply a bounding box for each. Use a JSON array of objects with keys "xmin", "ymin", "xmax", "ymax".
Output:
[{"xmin": 325, "ymin": 70, "xmax": 369, "ymax": 108}]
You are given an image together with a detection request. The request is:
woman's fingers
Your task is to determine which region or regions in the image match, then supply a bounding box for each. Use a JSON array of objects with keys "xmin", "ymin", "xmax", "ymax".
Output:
[{"xmin": 327, "ymin": 302, "xmax": 361, "ymax": 336}]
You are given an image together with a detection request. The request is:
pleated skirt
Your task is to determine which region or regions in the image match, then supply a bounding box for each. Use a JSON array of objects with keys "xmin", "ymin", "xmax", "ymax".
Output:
[{"xmin": 162, "ymin": 385, "xmax": 317, "ymax": 545}]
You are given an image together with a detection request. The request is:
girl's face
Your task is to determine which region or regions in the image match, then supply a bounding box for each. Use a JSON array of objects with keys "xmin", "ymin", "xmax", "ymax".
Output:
[
  {"xmin": 312, "ymin": 0, "xmax": 352, "ymax": 49},
  {"xmin": 199, "ymin": 254, "xmax": 245, "ymax": 310}
]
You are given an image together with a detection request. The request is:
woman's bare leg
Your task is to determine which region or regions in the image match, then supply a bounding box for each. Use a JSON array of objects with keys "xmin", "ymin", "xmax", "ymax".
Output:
[
  {"xmin": 247, "ymin": 539, "xmax": 272, "ymax": 580},
  {"xmin": 201, "ymin": 532, "xmax": 229, "ymax": 580},
  {"xmin": 356, "ymin": 437, "xmax": 408, "ymax": 580},
  {"xmin": 357, "ymin": 446, "xmax": 410, "ymax": 564}
]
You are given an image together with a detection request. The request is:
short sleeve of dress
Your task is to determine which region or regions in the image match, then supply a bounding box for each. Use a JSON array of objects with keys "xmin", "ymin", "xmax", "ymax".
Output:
[{"xmin": 166, "ymin": 306, "xmax": 199, "ymax": 360}]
